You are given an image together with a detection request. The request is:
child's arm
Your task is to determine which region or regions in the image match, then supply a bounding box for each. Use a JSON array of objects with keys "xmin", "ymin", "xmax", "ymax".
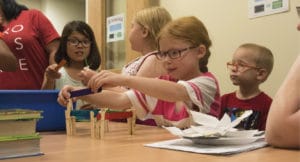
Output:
[
  {"xmin": 46, "ymin": 39, "xmax": 59, "ymax": 65},
  {"xmin": 266, "ymin": 55, "xmax": 300, "ymax": 149},
  {"xmin": 88, "ymin": 70, "xmax": 190, "ymax": 102},
  {"xmin": 57, "ymin": 85, "xmax": 132, "ymax": 110},
  {"xmin": 0, "ymin": 39, "xmax": 17, "ymax": 71},
  {"xmin": 78, "ymin": 67, "xmax": 97, "ymax": 86},
  {"xmin": 41, "ymin": 64, "xmax": 62, "ymax": 89}
]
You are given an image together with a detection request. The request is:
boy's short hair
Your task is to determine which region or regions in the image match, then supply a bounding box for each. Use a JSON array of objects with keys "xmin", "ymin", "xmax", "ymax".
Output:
[{"xmin": 239, "ymin": 43, "xmax": 274, "ymax": 75}]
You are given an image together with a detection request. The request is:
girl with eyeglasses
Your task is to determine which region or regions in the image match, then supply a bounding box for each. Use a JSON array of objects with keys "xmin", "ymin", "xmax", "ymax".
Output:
[
  {"xmin": 57, "ymin": 16, "xmax": 220, "ymax": 129},
  {"xmin": 79, "ymin": 7, "xmax": 172, "ymax": 125},
  {"xmin": 42, "ymin": 20, "xmax": 101, "ymax": 110}
]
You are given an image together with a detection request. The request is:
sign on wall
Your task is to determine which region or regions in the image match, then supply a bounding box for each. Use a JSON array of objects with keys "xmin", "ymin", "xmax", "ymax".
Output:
[
  {"xmin": 248, "ymin": 0, "xmax": 289, "ymax": 19},
  {"xmin": 297, "ymin": 6, "xmax": 300, "ymax": 18},
  {"xmin": 106, "ymin": 14, "xmax": 125, "ymax": 43}
]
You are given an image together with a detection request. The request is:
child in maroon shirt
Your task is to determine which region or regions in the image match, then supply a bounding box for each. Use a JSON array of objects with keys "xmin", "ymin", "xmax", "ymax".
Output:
[{"xmin": 217, "ymin": 43, "xmax": 274, "ymax": 131}]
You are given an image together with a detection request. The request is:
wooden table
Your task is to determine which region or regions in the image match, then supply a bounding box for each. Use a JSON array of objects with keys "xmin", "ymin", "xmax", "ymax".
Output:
[{"xmin": 2, "ymin": 122, "xmax": 300, "ymax": 162}]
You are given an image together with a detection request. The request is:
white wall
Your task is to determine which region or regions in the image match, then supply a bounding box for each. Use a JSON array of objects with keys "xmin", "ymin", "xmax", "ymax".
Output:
[
  {"xmin": 42, "ymin": 0, "xmax": 85, "ymax": 33},
  {"xmin": 17, "ymin": 0, "xmax": 41, "ymax": 9},
  {"xmin": 17, "ymin": 0, "xmax": 85, "ymax": 33},
  {"xmin": 160, "ymin": 0, "xmax": 300, "ymax": 97},
  {"xmin": 16, "ymin": 0, "xmax": 300, "ymax": 97}
]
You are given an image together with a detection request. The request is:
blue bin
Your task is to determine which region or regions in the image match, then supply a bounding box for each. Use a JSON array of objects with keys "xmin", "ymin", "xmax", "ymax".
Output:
[{"xmin": 0, "ymin": 90, "xmax": 66, "ymax": 131}]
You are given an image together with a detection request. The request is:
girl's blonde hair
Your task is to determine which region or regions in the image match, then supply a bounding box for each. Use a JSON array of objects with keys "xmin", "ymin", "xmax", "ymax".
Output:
[
  {"xmin": 134, "ymin": 6, "xmax": 172, "ymax": 49},
  {"xmin": 157, "ymin": 16, "xmax": 212, "ymax": 72}
]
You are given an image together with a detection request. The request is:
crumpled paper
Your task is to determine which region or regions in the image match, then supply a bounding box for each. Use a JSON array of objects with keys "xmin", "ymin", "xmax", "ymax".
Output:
[{"xmin": 164, "ymin": 110, "xmax": 263, "ymax": 138}]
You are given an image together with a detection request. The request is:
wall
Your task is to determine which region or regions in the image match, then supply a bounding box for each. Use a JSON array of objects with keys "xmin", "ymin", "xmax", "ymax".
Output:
[
  {"xmin": 16, "ymin": 0, "xmax": 300, "ymax": 97},
  {"xmin": 159, "ymin": 0, "xmax": 300, "ymax": 97},
  {"xmin": 18, "ymin": 0, "xmax": 41, "ymax": 9},
  {"xmin": 17, "ymin": 0, "xmax": 85, "ymax": 33}
]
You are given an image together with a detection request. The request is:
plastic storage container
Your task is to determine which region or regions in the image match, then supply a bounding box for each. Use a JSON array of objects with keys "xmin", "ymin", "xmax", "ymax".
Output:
[{"xmin": 0, "ymin": 90, "xmax": 65, "ymax": 131}]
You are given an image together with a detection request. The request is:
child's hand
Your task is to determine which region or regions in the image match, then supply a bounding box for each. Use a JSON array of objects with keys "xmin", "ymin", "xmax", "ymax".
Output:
[
  {"xmin": 45, "ymin": 64, "xmax": 61, "ymax": 80},
  {"xmin": 87, "ymin": 70, "xmax": 126, "ymax": 93},
  {"xmin": 57, "ymin": 85, "xmax": 77, "ymax": 107},
  {"xmin": 78, "ymin": 67, "xmax": 97, "ymax": 86}
]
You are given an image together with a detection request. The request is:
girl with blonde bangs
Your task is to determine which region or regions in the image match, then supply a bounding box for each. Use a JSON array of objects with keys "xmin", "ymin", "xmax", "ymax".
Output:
[{"xmin": 58, "ymin": 16, "xmax": 221, "ymax": 129}]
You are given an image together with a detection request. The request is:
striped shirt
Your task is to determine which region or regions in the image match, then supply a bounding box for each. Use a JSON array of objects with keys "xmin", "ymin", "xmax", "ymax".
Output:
[{"xmin": 125, "ymin": 72, "xmax": 221, "ymax": 128}]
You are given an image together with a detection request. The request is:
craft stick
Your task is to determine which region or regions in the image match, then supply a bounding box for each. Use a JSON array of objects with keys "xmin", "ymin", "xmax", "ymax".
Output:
[
  {"xmin": 90, "ymin": 111, "xmax": 95, "ymax": 138},
  {"xmin": 54, "ymin": 59, "xmax": 67, "ymax": 71},
  {"xmin": 70, "ymin": 87, "xmax": 102, "ymax": 98}
]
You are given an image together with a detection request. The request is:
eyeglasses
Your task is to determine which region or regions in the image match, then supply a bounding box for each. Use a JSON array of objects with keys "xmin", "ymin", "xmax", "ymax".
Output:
[
  {"xmin": 155, "ymin": 46, "xmax": 197, "ymax": 60},
  {"xmin": 67, "ymin": 39, "xmax": 91, "ymax": 48},
  {"xmin": 227, "ymin": 61, "xmax": 261, "ymax": 73}
]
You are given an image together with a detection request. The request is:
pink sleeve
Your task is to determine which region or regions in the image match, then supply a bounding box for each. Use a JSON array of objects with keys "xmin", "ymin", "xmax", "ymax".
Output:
[
  {"xmin": 178, "ymin": 74, "xmax": 220, "ymax": 114},
  {"xmin": 125, "ymin": 90, "xmax": 150, "ymax": 120}
]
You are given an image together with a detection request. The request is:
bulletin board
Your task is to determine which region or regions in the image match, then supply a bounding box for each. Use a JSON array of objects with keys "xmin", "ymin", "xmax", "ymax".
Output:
[{"xmin": 248, "ymin": 0, "xmax": 289, "ymax": 19}]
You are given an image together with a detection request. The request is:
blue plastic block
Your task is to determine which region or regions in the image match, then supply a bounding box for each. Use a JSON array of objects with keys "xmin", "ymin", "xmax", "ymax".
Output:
[{"xmin": 0, "ymin": 90, "xmax": 66, "ymax": 131}]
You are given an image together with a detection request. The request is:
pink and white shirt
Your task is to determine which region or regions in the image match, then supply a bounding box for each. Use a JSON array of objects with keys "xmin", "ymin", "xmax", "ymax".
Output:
[
  {"xmin": 121, "ymin": 51, "xmax": 156, "ymax": 76},
  {"xmin": 125, "ymin": 72, "xmax": 221, "ymax": 128}
]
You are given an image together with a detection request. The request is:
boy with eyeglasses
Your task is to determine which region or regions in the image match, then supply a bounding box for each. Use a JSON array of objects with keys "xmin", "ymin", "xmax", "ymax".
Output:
[{"xmin": 215, "ymin": 43, "xmax": 274, "ymax": 131}]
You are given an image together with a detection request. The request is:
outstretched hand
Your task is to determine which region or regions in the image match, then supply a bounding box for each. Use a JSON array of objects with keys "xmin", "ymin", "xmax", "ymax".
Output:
[
  {"xmin": 78, "ymin": 67, "xmax": 97, "ymax": 86},
  {"xmin": 87, "ymin": 70, "xmax": 127, "ymax": 93},
  {"xmin": 57, "ymin": 85, "xmax": 79, "ymax": 107},
  {"xmin": 44, "ymin": 64, "xmax": 62, "ymax": 80}
]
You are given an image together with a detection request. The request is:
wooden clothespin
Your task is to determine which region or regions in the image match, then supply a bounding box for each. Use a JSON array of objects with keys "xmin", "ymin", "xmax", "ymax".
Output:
[{"xmin": 65, "ymin": 98, "xmax": 76, "ymax": 135}]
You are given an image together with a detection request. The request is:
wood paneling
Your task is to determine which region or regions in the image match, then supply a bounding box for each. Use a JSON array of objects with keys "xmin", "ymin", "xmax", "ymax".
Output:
[{"xmin": 86, "ymin": 0, "xmax": 106, "ymax": 70}]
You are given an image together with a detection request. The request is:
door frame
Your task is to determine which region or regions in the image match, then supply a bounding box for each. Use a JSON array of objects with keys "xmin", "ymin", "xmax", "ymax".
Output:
[{"xmin": 87, "ymin": 0, "xmax": 158, "ymax": 71}]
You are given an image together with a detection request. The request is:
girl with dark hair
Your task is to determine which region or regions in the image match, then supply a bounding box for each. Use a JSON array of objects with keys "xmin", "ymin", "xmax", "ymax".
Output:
[
  {"xmin": 58, "ymin": 17, "xmax": 220, "ymax": 129},
  {"xmin": 42, "ymin": 21, "xmax": 101, "ymax": 110},
  {"xmin": 0, "ymin": 0, "xmax": 60, "ymax": 89}
]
